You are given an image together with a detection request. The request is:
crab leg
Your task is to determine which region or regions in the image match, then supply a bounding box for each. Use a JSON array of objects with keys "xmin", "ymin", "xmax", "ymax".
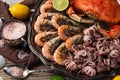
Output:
[
  {"xmin": 66, "ymin": 6, "xmax": 95, "ymax": 24},
  {"xmin": 109, "ymin": 24, "xmax": 120, "ymax": 38},
  {"xmin": 97, "ymin": 23, "xmax": 120, "ymax": 38}
]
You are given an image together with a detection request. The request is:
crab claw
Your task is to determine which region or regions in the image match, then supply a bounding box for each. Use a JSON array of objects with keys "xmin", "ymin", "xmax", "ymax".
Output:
[
  {"xmin": 109, "ymin": 24, "xmax": 120, "ymax": 38},
  {"xmin": 66, "ymin": 6, "xmax": 95, "ymax": 24},
  {"xmin": 97, "ymin": 23, "xmax": 120, "ymax": 38}
]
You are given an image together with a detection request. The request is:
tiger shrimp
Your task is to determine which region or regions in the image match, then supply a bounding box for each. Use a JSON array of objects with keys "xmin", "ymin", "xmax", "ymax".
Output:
[
  {"xmin": 54, "ymin": 42, "xmax": 70, "ymax": 66},
  {"xmin": 34, "ymin": 31, "xmax": 58, "ymax": 46},
  {"xmin": 34, "ymin": 18, "xmax": 56, "ymax": 33},
  {"xmin": 42, "ymin": 36, "xmax": 63, "ymax": 61},
  {"xmin": 58, "ymin": 25, "xmax": 81, "ymax": 41},
  {"xmin": 51, "ymin": 13, "xmax": 67, "ymax": 29},
  {"xmin": 65, "ymin": 34, "xmax": 83, "ymax": 52},
  {"xmin": 39, "ymin": 13, "xmax": 55, "ymax": 20},
  {"xmin": 40, "ymin": 0, "xmax": 56, "ymax": 13}
]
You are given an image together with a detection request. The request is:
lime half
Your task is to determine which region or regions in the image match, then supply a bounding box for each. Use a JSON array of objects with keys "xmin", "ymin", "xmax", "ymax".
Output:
[
  {"xmin": 50, "ymin": 75, "xmax": 65, "ymax": 80},
  {"xmin": 53, "ymin": 0, "xmax": 69, "ymax": 11}
]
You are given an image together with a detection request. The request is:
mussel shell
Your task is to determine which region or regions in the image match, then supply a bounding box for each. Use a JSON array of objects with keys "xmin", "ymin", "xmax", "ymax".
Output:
[{"xmin": 2, "ymin": 20, "xmax": 27, "ymax": 46}]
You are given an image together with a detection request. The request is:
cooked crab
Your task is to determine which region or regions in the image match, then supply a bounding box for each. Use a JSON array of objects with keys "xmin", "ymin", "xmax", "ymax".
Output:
[
  {"xmin": 66, "ymin": 0, "xmax": 120, "ymax": 38},
  {"xmin": 67, "ymin": 0, "xmax": 120, "ymax": 23}
]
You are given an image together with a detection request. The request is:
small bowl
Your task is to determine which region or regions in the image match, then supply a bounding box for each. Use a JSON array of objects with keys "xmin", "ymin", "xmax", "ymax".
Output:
[{"xmin": 2, "ymin": 20, "xmax": 27, "ymax": 47}]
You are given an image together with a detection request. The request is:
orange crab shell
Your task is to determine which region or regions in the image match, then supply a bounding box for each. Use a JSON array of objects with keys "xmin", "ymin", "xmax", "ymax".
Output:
[{"xmin": 71, "ymin": 0, "xmax": 120, "ymax": 23}]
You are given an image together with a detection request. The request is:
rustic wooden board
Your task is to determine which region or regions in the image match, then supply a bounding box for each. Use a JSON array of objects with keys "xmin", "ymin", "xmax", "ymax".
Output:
[
  {"xmin": 0, "ymin": 59, "xmax": 113, "ymax": 80},
  {"xmin": 0, "ymin": 59, "xmax": 70, "ymax": 80}
]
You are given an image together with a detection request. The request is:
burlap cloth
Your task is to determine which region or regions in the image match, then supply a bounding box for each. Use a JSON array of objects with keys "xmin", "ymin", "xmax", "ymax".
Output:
[{"xmin": 0, "ymin": 0, "xmax": 41, "ymax": 69}]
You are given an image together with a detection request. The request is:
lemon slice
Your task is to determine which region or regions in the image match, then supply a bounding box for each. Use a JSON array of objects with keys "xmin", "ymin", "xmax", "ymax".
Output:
[{"xmin": 53, "ymin": 0, "xmax": 69, "ymax": 11}]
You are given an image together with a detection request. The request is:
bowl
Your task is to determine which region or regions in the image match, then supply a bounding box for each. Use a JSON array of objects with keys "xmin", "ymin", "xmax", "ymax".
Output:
[{"xmin": 2, "ymin": 20, "xmax": 27, "ymax": 47}]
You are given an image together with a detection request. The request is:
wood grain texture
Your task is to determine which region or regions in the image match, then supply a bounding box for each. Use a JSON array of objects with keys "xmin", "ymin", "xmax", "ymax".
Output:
[
  {"xmin": 0, "ymin": 60, "xmax": 114, "ymax": 80},
  {"xmin": 0, "ymin": 59, "xmax": 66, "ymax": 80}
]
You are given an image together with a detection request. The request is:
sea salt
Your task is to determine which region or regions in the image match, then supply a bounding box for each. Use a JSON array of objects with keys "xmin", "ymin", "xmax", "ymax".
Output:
[
  {"xmin": 7, "ymin": 66, "xmax": 23, "ymax": 77},
  {"xmin": 2, "ymin": 22, "xmax": 26, "ymax": 40}
]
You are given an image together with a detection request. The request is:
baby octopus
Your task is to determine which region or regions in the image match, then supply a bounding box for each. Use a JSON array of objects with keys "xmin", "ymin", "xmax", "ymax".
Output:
[
  {"xmin": 64, "ymin": 24, "xmax": 120, "ymax": 77},
  {"xmin": 65, "ymin": 54, "xmax": 79, "ymax": 71},
  {"xmin": 82, "ymin": 66, "xmax": 96, "ymax": 77}
]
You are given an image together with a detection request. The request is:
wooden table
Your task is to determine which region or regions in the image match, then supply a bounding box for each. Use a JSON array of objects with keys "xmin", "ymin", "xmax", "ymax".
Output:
[
  {"xmin": 0, "ymin": 59, "xmax": 113, "ymax": 80},
  {"xmin": 0, "ymin": 59, "xmax": 72, "ymax": 80}
]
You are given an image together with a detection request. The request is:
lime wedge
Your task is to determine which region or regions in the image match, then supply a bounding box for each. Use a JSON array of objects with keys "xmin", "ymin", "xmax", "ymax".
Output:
[{"xmin": 53, "ymin": 0, "xmax": 69, "ymax": 11}]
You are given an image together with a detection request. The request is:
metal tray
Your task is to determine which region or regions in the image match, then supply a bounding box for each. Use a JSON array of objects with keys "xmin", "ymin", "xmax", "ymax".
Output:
[{"xmin": 27, "ymin": 0, "xmax": 120, "ymax": 80}]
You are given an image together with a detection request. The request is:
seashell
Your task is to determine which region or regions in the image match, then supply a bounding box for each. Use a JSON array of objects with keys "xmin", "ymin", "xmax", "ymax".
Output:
[
  {"xmin": 0, "ymin": 55, "xmax": 5, "ymax": 68},
  {"xmin": 0, "ymin": 18, "xmax": 3, "ymax": 29}
]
